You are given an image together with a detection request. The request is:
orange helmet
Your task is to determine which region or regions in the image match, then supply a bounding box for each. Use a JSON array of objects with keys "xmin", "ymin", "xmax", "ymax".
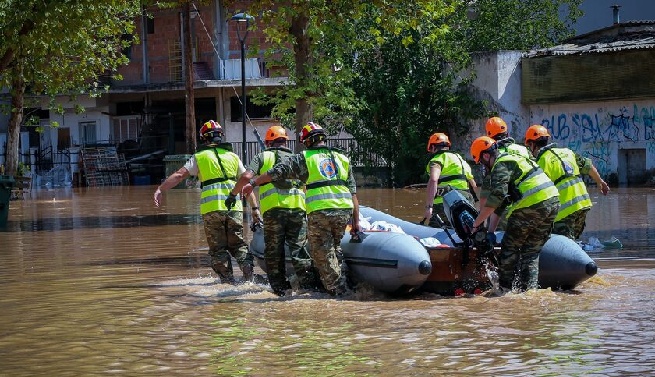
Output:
[
  {"xmin": 525, "ymin": 124, "xmax": 550, "ymax": 143},
  {"xmin": 300, "ymin": 122, "xmax": 326, "ymax": 146},
  {"xmin": 426, "ymin": 132, "xmax": 451, "ymax": 151},
  {"xmin": 265, "ymin": 125, "xmax": 289, "ymax": 142},
  {"xmin": 470, "ymin": 136, "xmax": 496, "ymax": 163},
  {"xmin": 485, "ymin": 117, "xmax": 508, "ymax": 138},
  {"xmin": 199, "ymin": 120, "xmax": 223, "ymax": 142}
]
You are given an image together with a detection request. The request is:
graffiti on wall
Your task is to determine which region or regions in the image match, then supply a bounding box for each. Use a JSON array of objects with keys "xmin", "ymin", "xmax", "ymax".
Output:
[{"xmin": 540, "ymin": 104, "xmax": 655, "ymax": 177}]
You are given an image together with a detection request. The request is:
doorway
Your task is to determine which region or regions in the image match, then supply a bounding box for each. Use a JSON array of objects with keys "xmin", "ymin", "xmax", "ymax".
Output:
[{"xmin": 618, "ymin": 148, "xmax": 646, "ymax": 184}]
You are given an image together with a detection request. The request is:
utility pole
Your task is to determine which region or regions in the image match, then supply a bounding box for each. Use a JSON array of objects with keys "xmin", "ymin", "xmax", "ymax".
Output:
[{"xmin": 183, "ymin": 1, "xmax": 196, "ymax": 153}]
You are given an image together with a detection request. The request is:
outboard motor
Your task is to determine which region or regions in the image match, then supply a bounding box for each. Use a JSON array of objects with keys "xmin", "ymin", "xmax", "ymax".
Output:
[{"xmin": 443, "ymin": 190, "xmax": 479, "ymax": 241}]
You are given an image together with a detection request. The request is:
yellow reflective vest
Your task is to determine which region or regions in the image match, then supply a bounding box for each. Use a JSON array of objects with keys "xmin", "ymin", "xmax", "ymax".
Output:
[
  {"xmin": 303, "ymin": 148, "xmax": 353, "ymax": 213},
  {"xmin": 536, "ymin": 146, "xmax": 592, "ymax": 221},
  {"xmin": 497, "ymin": 138, "xmax": 533, "ymax": 160},
  {"xmin": 493, "ymin": 153, "xmax": 558, "ymax": 217},
  {"xmin": 257, "ymin": 149, "xmax": 306, "ymax": 214},
  {"xmin": 426, "ymin": 151, "xmax": 472, "ymax": 205},
  {"xmin": 196, "ymin": 147, "xmax": 242, "ymax": 214}
]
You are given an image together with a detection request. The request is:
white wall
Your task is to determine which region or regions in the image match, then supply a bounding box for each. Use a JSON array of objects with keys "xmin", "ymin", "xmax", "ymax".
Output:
[
  {"xmin": 471, "ymin": 51, "xmax": 529, "ymax": 140},
  {"xmin": 46, "ymin": 95, "xmax": 111, "ymax": 148},
  {"xmin": 471, "ymin": 51, "xmax": 655, "ymax": 181}
]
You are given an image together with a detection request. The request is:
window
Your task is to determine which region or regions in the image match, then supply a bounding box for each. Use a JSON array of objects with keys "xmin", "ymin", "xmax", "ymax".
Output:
[
  {"xmin": 80, "ymin": 121, "xmax": 97, "ymax": 145},
  {"xmin": 112, "ymin": 117, "xmax": 140, "ymax": 143},
  {"xmin": 57, "ymin": 128, "xmax": 71, "ymax": 150},
  {"xmin": 230, "ymin": 96, "xmax": 274, "ymax": 121},
  {"xmin": 147, "ymin": 17, "xmax": 155, "ymax": 34},
  {"xmin": 121, "ymin": 34, "xmax": 134, "ymax": 59}
]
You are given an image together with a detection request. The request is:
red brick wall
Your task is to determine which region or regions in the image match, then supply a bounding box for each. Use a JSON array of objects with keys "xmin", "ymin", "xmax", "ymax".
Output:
[{"xmin": 116, "ymin": 2, "xmax": 272, "ymax": 86}]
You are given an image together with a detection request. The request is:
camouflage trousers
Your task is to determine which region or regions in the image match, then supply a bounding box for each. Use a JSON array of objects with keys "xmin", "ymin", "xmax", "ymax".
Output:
[
  {"xmin": 203, "ymin": 210, "xmax": 254, "ymax": 283},
  {"xmin": 307, "ymin": 209, "xmax": 351, "ymax": 294},
  {"xmin": 429, "ymin": 189, "xmax": 474, "ymax": 228},
  {"xmin": 263, "ymin": 208, "xmax": 318, "ymax": 295},
  {"xmin": 552, "ymin": 208, "xmax": 590, "ymax": 240},
  {"xmin": 499, "ymin": 197, "xmax": 559, "ymax": 292}
]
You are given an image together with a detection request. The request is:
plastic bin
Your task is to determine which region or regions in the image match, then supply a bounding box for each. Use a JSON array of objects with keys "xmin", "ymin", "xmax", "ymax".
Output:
[
  {"xmin": 0, "ymin": 175, "xmax": 15, "ymax": 227},
  {"xmin": 163, "ymin": 154, "xmax": 192, "ymax": 189},
  {"xmin": 133, "ymin": 175, "xmax": 151, "ymax": 186}
]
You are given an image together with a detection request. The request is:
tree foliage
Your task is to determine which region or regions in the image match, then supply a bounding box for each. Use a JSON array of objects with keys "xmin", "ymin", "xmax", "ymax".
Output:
[
  {"xmin": 223, "ymin": 0, "xmax": 455, "ymax": 143},
  {"xmin": 462, "ymin": 0, "xmax": 583, "ymax": 52},
  {"xmin": 225, "ymin": 1, "xmax": 582, "ymax": 185},
  {"xmin": 0, "ymin": 1, "xmax": 141, "ymax": 95},
  {"xmin": 0, "ymin": 0, "xmax": 142, "ymax": 174},
  {"xmin": 348, "ymin": 2, "xmax": 485, "ymax": 185}
]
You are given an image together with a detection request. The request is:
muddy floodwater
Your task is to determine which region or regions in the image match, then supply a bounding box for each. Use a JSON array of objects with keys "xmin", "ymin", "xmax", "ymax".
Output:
[{"xmin": 1, "ymin": 186, "xmax": 654, "ymax": 376}]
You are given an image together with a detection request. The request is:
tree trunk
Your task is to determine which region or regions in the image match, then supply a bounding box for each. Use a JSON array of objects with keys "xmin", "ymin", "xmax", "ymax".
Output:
[
  {"xmin": 5, "ymin": 66, "xmax": 25, "ymax": 176},
  {"xmin": 183, "ymin": 1, "xmax": 197, "ymax": 154},
  {"xmin": 290, "ymin": 12, "xmax": 312, "ymax": 151}
]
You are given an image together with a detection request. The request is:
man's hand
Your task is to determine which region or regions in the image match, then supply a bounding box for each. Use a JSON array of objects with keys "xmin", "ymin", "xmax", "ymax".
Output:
[
  {"xmin": 599, "ymin": 180, "xmax": 610, "ymax": 195},
  {"xmin": 349, "ymin": 224, "xmax": 362, "ymax": 243},
  {"xmin": 225, "ymin": 193, "xmax": 237, "ymax": 210},
  {"xmin": 423, "ymin": 205, "xmax": 432, "ymax": 223},
  {"xmin": 242, "ymin": 183, "xmax": 254, "ymax": 197},
  {"xmin": 154, "ymin": 188, "xmax": 163, "ymax": 207},
  {"xmin": 251, "ymin": 207, "xmax": 262, "ymax": 223}
]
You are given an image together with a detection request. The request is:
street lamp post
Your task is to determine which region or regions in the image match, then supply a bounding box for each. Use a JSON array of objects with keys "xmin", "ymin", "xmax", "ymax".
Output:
[{"xmin": 230, "ymin": 12, "xmax": 254, "ymax": 163}]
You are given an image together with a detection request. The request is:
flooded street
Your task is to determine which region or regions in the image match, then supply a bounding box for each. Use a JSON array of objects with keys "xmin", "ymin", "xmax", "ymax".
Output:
[{"xmin": 1, "ymin": 186, "xmax": 654, "ymax": 376}]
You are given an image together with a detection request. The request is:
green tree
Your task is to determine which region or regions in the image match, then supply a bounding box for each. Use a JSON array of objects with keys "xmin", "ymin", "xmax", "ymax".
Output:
[
  {"xmin": 224, "ymin": 0, "xmax": 454, "ymax": 143},
  {"xmin": 0, "ymin": 1, "xmax": 142, "ymax": 175},
  {"xmin": 223, "ymin": 1, "xmax": 582, "ymax": 185},
  {"xmin": 348, "ymin": 4, "xmax": 484, "ymax": 185},
  {"xmin": 348, "ymin": 0, "xmax": 583, "ymax": 185},
  {"xmin": 463, "ymin": 0, "xmax": 583, "ymax": 51}
]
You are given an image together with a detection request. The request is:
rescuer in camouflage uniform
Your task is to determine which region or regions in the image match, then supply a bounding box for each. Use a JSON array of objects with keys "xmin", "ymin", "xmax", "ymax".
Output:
[
  {"xmin": 154, "ymin": 120, "xmax": 260, "ymax": 284},
  {"xmin": 469, "ymin": 136, "xmax": 560, "ymax": 292},
  {"xmin": 242, "ymin": 122, "xmax": 360, "ymax": 296},
  {"xmin": 479, "ymin": 117, "xmax": 535, "ymax": 230},
  {"xmin": 524, "ymin": 125, "xmax": 610, "ymax": 240},
  {"xmin": 423, "ymin": 132, "xmax": 477, "ymax": 228},
  {"xmin": 231, "ymin": 125, "xmax": 319, "ymax": 296}
]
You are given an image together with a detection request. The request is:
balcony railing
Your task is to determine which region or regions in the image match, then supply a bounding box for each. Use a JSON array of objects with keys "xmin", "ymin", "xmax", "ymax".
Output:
[{"xmin": 221, "ymin": 58, "xmax": 262, "ymax": 80}]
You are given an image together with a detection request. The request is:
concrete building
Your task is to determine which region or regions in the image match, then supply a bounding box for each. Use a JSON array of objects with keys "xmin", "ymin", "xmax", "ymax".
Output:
[
  {"xmin": 3, "ymin": 1, "xmax": 654, "ymax": 186},
  {"xmin": 471, "ymin": 20, "xmax": 655, "ymax": 184},
  {"xmin": 1, "ymin": 1, "xmax": 285, "ymax": 185}
]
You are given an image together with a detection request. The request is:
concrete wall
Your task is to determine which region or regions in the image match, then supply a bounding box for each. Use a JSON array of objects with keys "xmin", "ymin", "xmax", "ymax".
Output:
[
  {"xmin": 471, "ymin": 51, "xmax": 655, "ymax": 184},
  {"xmin": 530, "ymin": 101, "xmax": 655, "ymax": 182},
  {"xmin": 471, "ymin": 51, "xmax": 529, "ymax": 141}
]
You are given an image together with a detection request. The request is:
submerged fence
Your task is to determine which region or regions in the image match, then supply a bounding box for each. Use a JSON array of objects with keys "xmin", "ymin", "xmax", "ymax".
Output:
[{"xmin": 2, "ymin": 138, "xmax": 388, "ymax": 187}]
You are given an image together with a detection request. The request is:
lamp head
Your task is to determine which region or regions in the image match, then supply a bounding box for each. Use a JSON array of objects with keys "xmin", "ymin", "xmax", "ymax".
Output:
[{"xmin": 230, "ymin": 12, "xmax": 254, "ymax": 23}]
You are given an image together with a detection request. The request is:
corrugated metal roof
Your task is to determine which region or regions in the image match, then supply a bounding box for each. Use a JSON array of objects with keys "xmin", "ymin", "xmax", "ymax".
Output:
[{"xmin": 525, "ymin": 21, "xmax": 655, "ymax": 58}]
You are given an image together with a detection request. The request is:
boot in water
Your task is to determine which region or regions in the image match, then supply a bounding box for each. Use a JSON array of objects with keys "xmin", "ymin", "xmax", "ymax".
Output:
[
  {"xmin": 241, "ymin": 264, "xmax": 255, "ymax": 283},
  {"xmin": 211, "ymin": 260, "xmax": 236, "ymax": 285}
]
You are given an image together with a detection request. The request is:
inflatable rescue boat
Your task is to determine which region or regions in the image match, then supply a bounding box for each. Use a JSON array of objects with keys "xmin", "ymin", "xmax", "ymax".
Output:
[
  {"xmin": 359, "ymin": 190, "xmax": 598, "ymax": 294},
  {"xmin": 250, "ymin": 226, "xmax": 433, "ymax": 294},
  {"xmin": 249, "ymin": 191, "xmax": 598, "ymax": 295}
]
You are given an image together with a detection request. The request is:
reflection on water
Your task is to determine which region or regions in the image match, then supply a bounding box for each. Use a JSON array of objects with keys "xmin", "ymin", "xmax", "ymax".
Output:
[{"xmin": 0, "ymin": 186, "xmax": 653, "ymax": 376}]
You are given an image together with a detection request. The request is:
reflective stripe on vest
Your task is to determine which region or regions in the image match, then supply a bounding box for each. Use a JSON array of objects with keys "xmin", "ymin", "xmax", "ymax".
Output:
[
  {"xmin": 537, "ymin": 148, "xmax": 592, "ymax": 221},
  {"xmin": 497, "ymin": 139, "xmax": 533, "ymax": 160},
  {"xmin": 257, "ymin": 150, "xmax": 306, "ymax": 214},
  {"xmin": 196, "ymin": 148, "xmax": 242, "ymax": 214},
  {"xmin": 494, "ymin": 153, "xmax": 558, "ymax": 217},
  {"xmin": 303, "ymin": 149, "xmax": 353, "ymax": 213},
  {"xmin": 426, "ymin": 151, "xmax": 471, "ymax": 205}
]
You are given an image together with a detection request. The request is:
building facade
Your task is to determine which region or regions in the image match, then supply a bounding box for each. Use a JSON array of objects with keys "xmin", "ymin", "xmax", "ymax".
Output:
[
  {"xmin": 1, "ymin": 0, "xmax": 285, "ymax": 185},
  {"xmin": 471, "ymin": 21, "xmax": 655, "ymax": 184}
]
